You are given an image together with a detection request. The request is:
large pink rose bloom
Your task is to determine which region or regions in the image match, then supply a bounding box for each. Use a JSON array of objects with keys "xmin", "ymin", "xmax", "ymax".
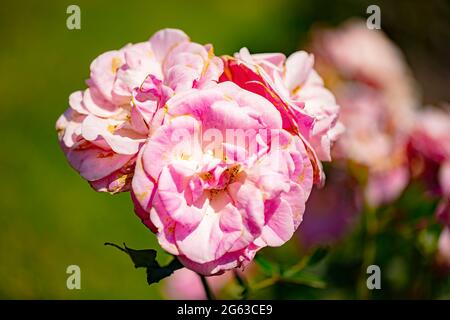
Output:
[
  {"xmin": 219, "ymin": 49, "xmax": 343, "ymax": 185},
  {"xmin": 310, "ymin": 20, "xmax": 419, "ymax": 206},
  {"xmin": 56, "ymin": 29, "xmax": 222, "ymax": 193},
  {"xmin": 132, "ymin": 82, "xmax": 313, "ymax": 275}
]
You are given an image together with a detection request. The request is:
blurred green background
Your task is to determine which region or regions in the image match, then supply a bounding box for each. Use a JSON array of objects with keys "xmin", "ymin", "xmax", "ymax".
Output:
[{"xmin": 0, "ymin": 0, "xmax": 448, "ymax": 299}]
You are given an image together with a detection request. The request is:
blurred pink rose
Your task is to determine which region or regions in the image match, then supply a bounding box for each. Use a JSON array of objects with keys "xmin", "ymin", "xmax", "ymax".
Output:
[
  {"xmin": 163, "ymin": 267, "xmax": 253, "ymax": 299},
  {"xmin": 310, "ymin": 20, "xmax": 419, "ymax": 206},
  {"xmin": 163, "ymin": 268, "xmax": 232, "ymax": 299},
  {"xmin": 409, "ymin": 107, "xmax": 450, "ymax": 165},
  {"xmin": 409, "ymin": 107, "xmax": 450, "ymax": 222},
  {"xmin": 408, "ymin": 107, "xmax": 450, "ymax": 198},
  {"xmin": 437, "ymin": 227, "xmax": 450, "ymax": 270},
  {"xmin": 437, "ymin": 163, "xmax": 450, "ymax": 226},
  {"xmin": 311, "ymin": 19, "xmax": 418, "ymax": 124},
  {"xmin": 407, "ymin": 106, "xmax": 450, "ymax": 271},
  {"xmin": 297, "ymin": 167, "xmax": 362, "ymax": 249},
  {"xmin": 56, "ymin": 29, "xmax": 223, "ymax": 193},
  {"xmin": 131, "ymin": 82, "xmax": 314, "ymax": 275}
]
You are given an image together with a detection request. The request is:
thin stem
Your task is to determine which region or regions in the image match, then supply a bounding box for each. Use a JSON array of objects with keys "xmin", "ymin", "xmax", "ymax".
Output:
[
  {"xmin": 233, "ymin": 270, "xmax": 249, "ymax": 300},
  {"xmin": 104, "ymin": 242, "xmax": 127, "ymax": 253},
  {"xmin": 199, "ymin": 274, "xmax": 215, "ymax": 300},
  {"xmin": 282, "ymin": 255, "xmax": 310, "ymax": 278},
  {"xmin": 251, "ymin": 275, "xmax": 279, "ymax": 291}
]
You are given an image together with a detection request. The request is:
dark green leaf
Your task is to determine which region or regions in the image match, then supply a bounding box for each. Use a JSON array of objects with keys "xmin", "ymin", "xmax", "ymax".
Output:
[
  {"xmin": 125, "ymin": 245, "xmax": 158, "ymax": 268},
  {"xmin": 105, "ymin": 242, "xmax": 183, "ymax": 285},
  {"xmin": 254, "ymin": 254, "xmax": 278, "ymax": 276},
  {"xmin": 105, "ymin": 242, "xmax": 157, "ymax": 268},
  {"xmin": 308, "ymin": 247, "xmax": 329, "ymax": 266},
  {"xmin": 146, "ymin": 258, "xmax": 184, "ymax": 284},
  {"xmin": 281, "ymin": 271, "xmax": 326, "ymax": 289},
  {"xmin": 233, "ymin": 270, "xmax": 249, "ymax": 300}
]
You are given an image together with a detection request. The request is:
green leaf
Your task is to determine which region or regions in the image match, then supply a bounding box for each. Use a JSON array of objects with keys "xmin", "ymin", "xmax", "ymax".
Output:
[
  {"xmin": 147, "ymin": 258, "xmax": 184, "ymax": 284},
  {"xmin": 125, "ymin": 244, "xmax": 158, "ymax": 268},
  {"xmin": 233, "ymin": 270, "xmax": 249, "ymax": 300},
  {"xmin": 105, "ymin": 242, "xmax": 183, "ymax": 285},
  {"xmin": 254, "ymin": 254, "xmax": 278, "ymax": 276},
  {"xmin": 281, "ymin": 271, "xmax": 326, "ymax": 289},
  {"xmin": 282, "ymin": 247, "xmax": 330, "ymax": 279},
  {"xmin": 308, "ymin": 247, "xmax": 329, "ymax": 266}
]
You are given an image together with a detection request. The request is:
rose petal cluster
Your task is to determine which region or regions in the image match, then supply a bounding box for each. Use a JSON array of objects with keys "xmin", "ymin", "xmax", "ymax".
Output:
[
  {"xmin": 57, "ymin": 29, "xmax": 222, "ymax": 193},
  {"xmin": 131, "ymin": 83, "xmax": 313, "ymax": 274},
  {"xmin": 219, "ymin": 48, "xmax": 344, "ymax": 184},
  {"xmin": 56, "ymin": 29, "xmax": 341, "ymax": 275}
]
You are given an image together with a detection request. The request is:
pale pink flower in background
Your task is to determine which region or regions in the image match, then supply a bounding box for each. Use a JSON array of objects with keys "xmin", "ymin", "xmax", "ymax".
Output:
[
  {"xmin": 440, "ymin": 159, "xmax": 450, "ymax": 190},
  {"xmin": 163, "ymin": 268, "xmax": 232, "ymax": 300},
  {"xmin": 333, "ymin": 87, "xmax": 410, "ymax": 206},
  {"xmin": 407, "ymin": 106, "xmax": 450, "ymax": 271},
  {"xmin": 409, "ymin": 107, "xmax": 450, "ymax": 165},
  {"xmin": 436, "ymin": 154, "xmax": 450, "ymax": 240},
  {"xmin": 436, "ymin": 199, "xmax": 450, "ymax": 228},
  {"xmin": 56, "ymin": 29, "xmax": 223, "ymax": 193},
  {"xmin": 409, "ymin": 106, "xmax": 450, "ymax": 224},
  {"xmin": 365, "ymin": 165, "xmax": 410, "ymax": 208},
  {"xmin": 309, "ymin": 19, "xmax": 419, "ymax": 206},
  {"xmin": 408, "ymin": 107, "xmax": 450, "ymax": 199},
  {"xmin": 437, "ymin": 227, "xmax": 450, "ymax": 270},
  {"xmin": 296, "ymin": 167, "xmax": 362, "ymax": 249},
  {"xmin": 131, "ymin": 82, "xmax": 314, "ymax": 275},
  {"xmin": 310, "ymin": 19, "xmax": 418, "ymax": 126},
  {"xmin": 163, "ymin": 267, "xmax": 253, "ymax": 299}
]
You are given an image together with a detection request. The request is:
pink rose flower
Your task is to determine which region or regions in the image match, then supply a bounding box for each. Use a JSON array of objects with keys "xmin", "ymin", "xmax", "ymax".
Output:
[
  {"xmin": 437, "ymin": 227, "xmax": 450, "ymax": 271},
  {"xmin": 56, "ymin": 29, "xmax": 223, "ymax": 193},
  {"xmin": 309, "ymin": 20, "xmax": 419, "ymax": 206},
  {"xmin": 131, "ymin": 82, "xmax": 313, "ymax": 275},
  {"xmin": 407, "ymin": 106, "xmax": 450, "ymax": 272},
  {"xmin": 409, "ymin": 107, "xmax": 450, "ymax": 165},
  {"xmin": 310, "ymin": 19, "xmax": 419, "ymax": 123},
  {"xmin": 234, "ymin": 48, "xmax": 344, "ymax": 162},
  {"xmin": 409, "ymin": 107, "xmax": 450, "ymax": 224},
  {"xmin": 57, "ymin": 27, "xmax": 341, "ymax": 277},
  {"xmin": 218, "ymin": 48, "xmax": 344, "ymax": 185}
]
